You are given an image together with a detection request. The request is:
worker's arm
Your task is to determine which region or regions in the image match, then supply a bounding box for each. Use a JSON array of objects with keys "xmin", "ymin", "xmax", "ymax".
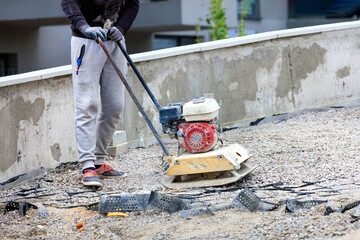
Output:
[
  {"xmin": 61, "ymin": 0, "xmax": 88, "ymax": 32},
  {"xmin": 61, "ymin": 0, "xmax": 107, "ymax": 41},
  {"xmin": 114, "ymin": 0, "xmax": 140, "ymax": 35}
]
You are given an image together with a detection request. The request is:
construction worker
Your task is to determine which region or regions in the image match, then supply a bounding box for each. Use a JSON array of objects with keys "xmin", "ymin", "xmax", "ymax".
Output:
[{"xmin": 61, "ymin": 0, "xmax": 139, "ymax": 187}]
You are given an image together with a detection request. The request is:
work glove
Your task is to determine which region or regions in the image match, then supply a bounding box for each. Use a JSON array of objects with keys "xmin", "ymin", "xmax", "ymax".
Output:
[
  {"xmin": 79, "ymin": 26, "xmax": 107, "ymax": 42},
  {"xmin": 108, "ymin": 27, "xmax": 123, "ymax": 42}
]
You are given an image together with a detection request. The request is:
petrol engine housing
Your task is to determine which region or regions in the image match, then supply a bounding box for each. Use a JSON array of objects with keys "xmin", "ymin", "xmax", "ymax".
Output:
[
  {"xmin": 159, "ymin": 97, "xmax": 220, "ymax": 154},
  {"xmin": 178, "ymin": 122, "xmax": 217, "ymax": 153}
]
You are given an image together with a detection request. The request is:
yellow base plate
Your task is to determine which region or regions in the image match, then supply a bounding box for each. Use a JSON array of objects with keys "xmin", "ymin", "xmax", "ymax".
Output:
[
  {"xmin": 165, "ymin": 144, "xmax": 252, "ymax": 176},
  {"xmin": 162, "ymin": 161, "xmax": 258, "ymax": 189}
]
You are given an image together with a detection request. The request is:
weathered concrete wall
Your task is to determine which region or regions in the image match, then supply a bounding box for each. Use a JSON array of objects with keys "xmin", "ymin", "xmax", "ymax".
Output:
[
  {"xmin": 0, "ymin": 75, "xmax": 76, "ymax": 182},
  {"xmin": 1, "ymin": 21, "xmax": 360, "ymax": 182},
  {"xmin": 123, "ymin": 26, "xmax": 360, "ymax": 147}
]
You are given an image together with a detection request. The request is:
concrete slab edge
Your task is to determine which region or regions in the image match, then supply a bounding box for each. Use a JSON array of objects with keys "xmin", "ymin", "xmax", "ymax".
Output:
[
  {"xmin": 1, "ymin": 20, "xmax": 360, "ymax": 88},
  {"xmin": 0, "ymin": 65, "xmax": 72, "ymax": 88}
]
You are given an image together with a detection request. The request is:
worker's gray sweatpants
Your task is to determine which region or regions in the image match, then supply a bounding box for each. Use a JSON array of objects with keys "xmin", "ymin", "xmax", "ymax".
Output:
[{"xmin": 71, "ymin": 36, "xmax": 127, "ymax": 170}]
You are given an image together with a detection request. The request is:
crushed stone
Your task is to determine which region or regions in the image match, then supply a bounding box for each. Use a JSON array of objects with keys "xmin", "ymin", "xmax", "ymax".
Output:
[{"xmin": 1, "ymin": 107, "xmax": 360, "ymax": 239}]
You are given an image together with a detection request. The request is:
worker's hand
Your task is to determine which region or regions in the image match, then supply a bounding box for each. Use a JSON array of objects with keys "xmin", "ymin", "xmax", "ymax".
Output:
[
  {"xmin": 79, "ymin": 26, "xmax": 107, "ymax": 42},
  {"xmin": 108, "ymin": 27, "xmax": 123, "ymax": 42}
]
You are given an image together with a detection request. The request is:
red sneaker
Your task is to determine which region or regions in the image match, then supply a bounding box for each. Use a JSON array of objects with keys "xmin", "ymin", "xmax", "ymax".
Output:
[
  {"xmin": 95, "ymin": 164, "xmax": 127, "ymax": 179},
  {"xmin": 82, "ymin": 170, "xmax": 103, "ymax": 187}
]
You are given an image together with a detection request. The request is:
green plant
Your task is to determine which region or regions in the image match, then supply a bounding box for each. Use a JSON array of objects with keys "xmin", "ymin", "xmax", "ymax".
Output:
[
  {"xmin": 239, "ymin": 0, "xmax": 248, "ymax": 36},
  {"xmin": 207, "ymin": 0, "xmax": 228, "ymax": 41},
  {"xmin": 195, "ymin": 17, "xmax": 203, "ymax": 43}
]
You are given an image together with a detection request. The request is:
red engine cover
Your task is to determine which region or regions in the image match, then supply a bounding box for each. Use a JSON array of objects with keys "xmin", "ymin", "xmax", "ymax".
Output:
[{"xmin": 178, "ymin": 122, "xmax": 217, "ymax": 153}]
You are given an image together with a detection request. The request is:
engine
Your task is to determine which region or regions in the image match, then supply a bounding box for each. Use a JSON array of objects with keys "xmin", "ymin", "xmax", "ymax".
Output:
[
  {"xmin": 159, "ymin": 97, "xmax": 220, "ymax": 153},
  {"xmin": 177, "ymin": 122, "xmax": 217, "ymax": 153}
]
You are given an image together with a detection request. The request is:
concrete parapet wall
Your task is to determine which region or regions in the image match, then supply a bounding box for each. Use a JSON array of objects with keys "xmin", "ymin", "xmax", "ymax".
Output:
[
  {"xmin": 0, "ymin": 75, "xmax": 76, "ymax": 183},
  {"xmin": 1, "ymin": 21, "xmax": 360, "ymax": 182}
]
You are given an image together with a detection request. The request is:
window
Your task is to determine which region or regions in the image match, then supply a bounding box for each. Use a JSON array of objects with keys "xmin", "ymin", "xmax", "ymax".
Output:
[
  {"xmin": 289, "ymin": 0, "xmax": 360, "ymax": 18},
  {"xmin": 238, "ymin": 0, "xmax": 261, "ymax": 20},
  {"xmin": 0, "ymin": 54, "xmax": 17, "ymax": 77},
  {"xmin": 154, "ymin": 36, "xmax": 197, "ymax": 50}
]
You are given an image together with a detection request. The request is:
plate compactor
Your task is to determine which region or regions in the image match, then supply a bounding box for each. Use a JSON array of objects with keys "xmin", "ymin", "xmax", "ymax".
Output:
[{"xmin": 98, "ymin": 38, "xmax": 257, "ymax": 188}]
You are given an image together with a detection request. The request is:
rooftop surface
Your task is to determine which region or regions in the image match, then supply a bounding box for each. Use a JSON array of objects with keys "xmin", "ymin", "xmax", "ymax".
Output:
[{"xmin": 1, "ymin": 106, "xmax": 359, "ymax": 239}]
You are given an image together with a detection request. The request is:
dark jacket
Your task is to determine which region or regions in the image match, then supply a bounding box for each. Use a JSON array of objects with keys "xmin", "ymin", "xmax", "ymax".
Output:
[{"xmin": 61, "ymin": 0, "xmax": 139, "ymax": 38}]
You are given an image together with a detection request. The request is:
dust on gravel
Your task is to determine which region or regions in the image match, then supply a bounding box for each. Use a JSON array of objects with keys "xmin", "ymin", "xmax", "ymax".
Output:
[{"xmin": 1, "ymin": 107, "xmax": 360, "ymax": 239}]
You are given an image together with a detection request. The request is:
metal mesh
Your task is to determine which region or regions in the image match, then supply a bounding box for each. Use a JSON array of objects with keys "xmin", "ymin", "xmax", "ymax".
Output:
[
  {"xmin": 232, "ymin": 188, "xmax": 260, "ymax": 212},
  {"xmin": 5, "ymin": 201, "xmax": 19, "ymax": 213},
  {"xmin": 232, "ymin": 188, "xmax": 278, "ymax": 212},
  {"xmin": 5, "ymin": 201, "xmax": 38, "ymax": 216},
  {"xmin": 285, "ymin": 199, "xmax": 327, "ymax": 212},
  {"xmin": 99, "ymin": 194, "xmax": 150, "ymax": 214},
  {"xmin": 99, "ymin": 192, "xmax": 189, "ymax": 214},
  {"xmin": 179, "ymin": 208, "xmax": 213, "ymax": 219},
  {"xmin": 147, "ymin": 191, "xmax": 188, "ymax": 213},
  {"xmin": 339, "ymin": 200, "xmax": 360, "ymax": 213}
]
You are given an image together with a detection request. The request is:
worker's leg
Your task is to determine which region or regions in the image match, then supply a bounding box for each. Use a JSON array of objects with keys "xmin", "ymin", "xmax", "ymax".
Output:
[
  {"xmin": 71, "ymin": 36, "xmax": 107, "ymax": 181},
  {"xmin": 94, "ymin": 39, "xmax": 127, "ymax": 169}
]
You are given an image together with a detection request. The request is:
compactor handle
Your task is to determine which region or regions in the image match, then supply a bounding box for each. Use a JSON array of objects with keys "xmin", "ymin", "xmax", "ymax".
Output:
[
  {"xmin": 98, "ymin": 38, "xmax": 170, "ymax": 156},
  {"xmin": 116, "ymin": 41, "xmax": 162, "ymax": 111}
]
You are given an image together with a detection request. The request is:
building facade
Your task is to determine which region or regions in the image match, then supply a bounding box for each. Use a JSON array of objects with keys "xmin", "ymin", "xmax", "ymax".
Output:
[
  {"xmin": 0, "ymin": 0, "xmax": 238, "ymax": 76},
  {"xmin": 241, "ymin": 0, "xmax": 360, "ymax": 34},
  {"xmin": 1, "ymin": 0, "xmax": 359, "ymax": 77}
]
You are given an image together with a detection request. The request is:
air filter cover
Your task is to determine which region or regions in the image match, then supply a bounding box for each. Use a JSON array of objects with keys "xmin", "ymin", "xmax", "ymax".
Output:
[{"xmin": 182, "ymin": 98, "xmax": 220, "ymax": 122}]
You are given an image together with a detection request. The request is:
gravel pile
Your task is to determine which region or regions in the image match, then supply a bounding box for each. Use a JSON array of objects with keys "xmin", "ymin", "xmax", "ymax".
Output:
[{"xmin": 0, "ymin": 107, "xmax": 360, "ymax": 239}]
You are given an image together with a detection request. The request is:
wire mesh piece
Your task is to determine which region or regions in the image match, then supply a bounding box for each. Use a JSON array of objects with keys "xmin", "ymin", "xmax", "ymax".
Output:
[
  {"xmin": 286, "ymin": 199, "xmax": 327, "ymax": 212},
  {"xmin": 99, "ymin": 194, "xmax": 150, "ymax": 214},
  {"xmin": 179, "ymin": 208, "xmax": 214, "ymax": 219},
  {"xmin": 232, "ymin": 188, "xmax": 278, "ymax": 212},
  {"xmin": 147, "ymin": 191, "xmax": 189, "ymax": 213}
]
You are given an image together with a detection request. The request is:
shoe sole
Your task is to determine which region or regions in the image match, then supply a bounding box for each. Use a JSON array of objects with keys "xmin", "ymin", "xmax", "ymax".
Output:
[
  {"xmin": 98, "ymin": 173, "xmax": 127, "ymax": 179},
  {"xmin": 82, "ymin": 180, "xmax": 103, "ymax": 187}
]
